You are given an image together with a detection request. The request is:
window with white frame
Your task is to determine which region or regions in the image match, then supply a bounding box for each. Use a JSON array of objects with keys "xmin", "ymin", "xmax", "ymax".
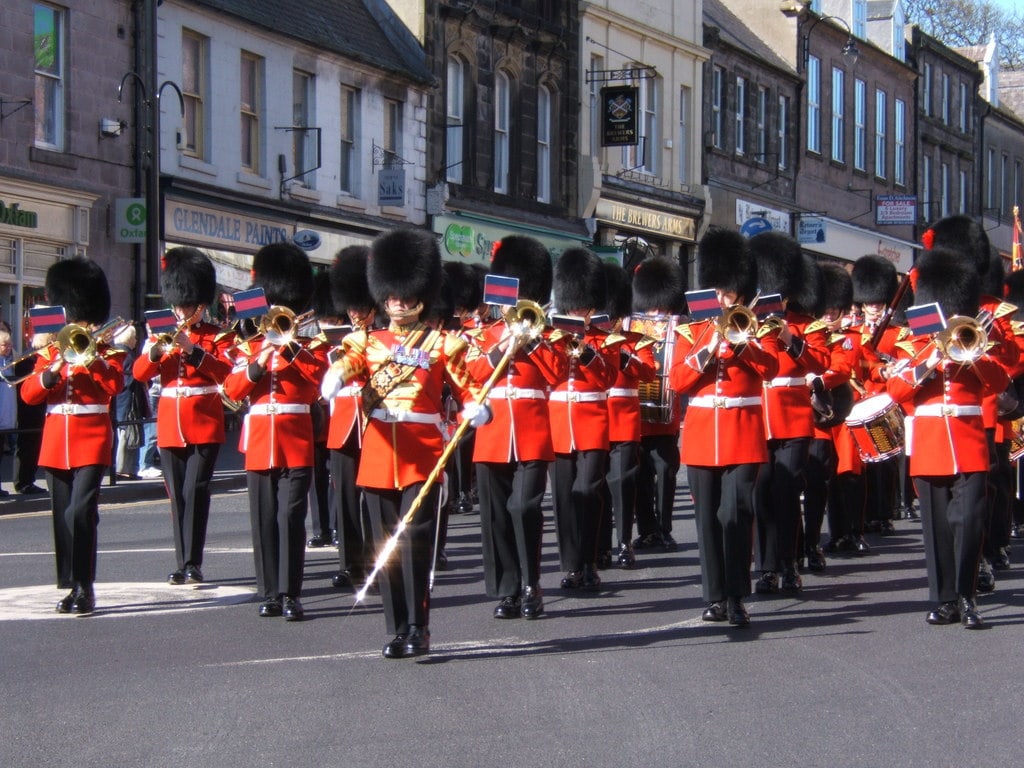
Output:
[
  {"xmin": 589, "ymin": 54, "xmax": 603, "ymax": 157},
  {"xmin": 182, "ymin": 29, "xmax": 208, "ymax": 159},
  {"xmin": 756, "ymin": 86, "xmax": 768, "ymax": 161},
  {"xmin": 1002, "ymin": 153, "xmax": 1009, "ymax": 213},
  {"xmin": 778, "ymin": 95, "xmax": 789, "ymax": 170},
  {"xmin": 240, "ymin": 52, "xmax": 262, "ymax": 174},
  {"xmin": 735, "ymin": 76, "xmax": 746, "ymax": 156},
  {"xmin": 33, "ymin": 3, "xmax": 65, "ymax": 150},
  {"xmin": 853, "ymin": 0, "xmax": 867, "ymax": 37},
  {"xmin": 807, "ymin": 56, "xmax": 821, "ymax": 153},
  {"xmin": 987, "ymin": 148, "xmax": 996, "ymax": 208},
  {"xmin": 854, "ymin": 78, "xmax": 866, "ymax": 171},
  {"xmin": 712, "ymin": 66, "xmax": 724, "ymax": 149},
  {"xmin": 831, "ymin": 67, "xmax": 845, "ymax": 163},
  {"xmin": 446, "ymin": 56, "xmax": 465, "ymax": 184},
  {"xmin": 292, "ymin": 70, "xmax": 316, "ymax": 188},
  {"xmin": 941, "ymin": 73, "xmax": 950, "ymax": 124},
  {"xmin": 875, "ymin": 89, "xmax": 887, "ymax": 179},
  {"xmin": 642, "ymin": 76, "xmax": 659, "ymax": 174},
  {"xmin": 922, "ymin": 155, "xmax": 932, "ymax": 217},
  {"xmin": 339, "ymin": 85, "xmax": 358, "ymax": 194},
  {"xmin": 959, "ymin": 82, "xmax": 969, "ymax": 133},
  {"xmin": 383, "ymin": 98, "xmax": 402, "ymax": 165},
  {"xmin": 679, "ymin": 86, "xmax": 691, "ymax": 182},
  {"xmin": 537, "ymin": 84, "xmax": 551, "ymax": 203},
  {"xmin": 1017, "ymin": 161, "xmax": 1022, "ymax": 212},
  {"xmin": 494, "ymin": 71, "xmax": 510, "ymax": 194},
  {"xmin": 959, "ymin": 168, "xmax": 969, "ymax": 213},
  {"xmin": 895, "ymin": 99, "xmax": 906, "ymax": 185},
  {"xmin": 922, "ymin": 62, "xmax": 932, "ymax": 116},
  {"xmin": 941, "ymin": 162, "xmax": 950, "ymax": 217}
]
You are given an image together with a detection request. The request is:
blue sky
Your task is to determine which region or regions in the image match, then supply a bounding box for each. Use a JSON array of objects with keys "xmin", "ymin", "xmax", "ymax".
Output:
[{"xmin": 992, "ymin": 0, "xmax": 1021, "ymax": 14}]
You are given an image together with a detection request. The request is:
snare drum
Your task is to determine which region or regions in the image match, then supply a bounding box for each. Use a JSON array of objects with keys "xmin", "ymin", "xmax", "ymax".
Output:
[
  {"xmin": 844, "ymin": 394, "xmax": 905, "ymax": 462},
  {"xmin": 1010, "ymin": 419, "xmax": 1024, "ymax": 462}
]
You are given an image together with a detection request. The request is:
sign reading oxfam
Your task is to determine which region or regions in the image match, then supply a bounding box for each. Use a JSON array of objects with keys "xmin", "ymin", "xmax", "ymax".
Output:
[{"xmin": 115, "ymin": 197, "xmax": 147, "ymax": 243}]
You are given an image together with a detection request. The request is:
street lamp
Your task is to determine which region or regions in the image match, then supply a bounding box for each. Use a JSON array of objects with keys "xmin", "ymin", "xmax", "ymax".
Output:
[{"xmin": 803, "ymin": 15, "xmax": 859, "ymax": 70}]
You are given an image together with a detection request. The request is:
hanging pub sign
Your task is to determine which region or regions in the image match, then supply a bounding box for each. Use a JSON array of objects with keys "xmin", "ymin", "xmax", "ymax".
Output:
[{"xmin": 601, "ymin": 85, "xmax": 638, "ymax": 147}]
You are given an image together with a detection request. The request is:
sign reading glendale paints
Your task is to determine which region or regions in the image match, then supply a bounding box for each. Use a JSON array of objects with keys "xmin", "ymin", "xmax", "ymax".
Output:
[{"xmin": 165, "ymin": 201, "xmax": 291, "ymax": 253}]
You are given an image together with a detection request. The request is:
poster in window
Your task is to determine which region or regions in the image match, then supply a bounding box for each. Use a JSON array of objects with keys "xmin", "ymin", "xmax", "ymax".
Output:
[{"xmin": 601, "ymin": 86, "xmax": 638, "ymax": 147}]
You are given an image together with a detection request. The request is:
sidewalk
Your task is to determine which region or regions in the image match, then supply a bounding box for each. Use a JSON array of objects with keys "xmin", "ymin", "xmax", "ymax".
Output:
[{"xmin": 0, "ymin": 430, "xmax": 247, "ymax": 515}]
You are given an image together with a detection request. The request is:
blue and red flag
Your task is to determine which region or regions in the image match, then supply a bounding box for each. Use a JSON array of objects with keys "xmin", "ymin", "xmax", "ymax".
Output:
[
  {"xmin": 590, "ymin": 313, "xmax": 612, "ymax": 330},
  {"xmin": 753, "ymin": 293, "xmax": 784, "ymax": 320},
  {"xmin": 905, "ymin": 303, "xmax": 947, "ymax": 336},
  {"xmin": 232, "ymin": 287, "xmax": 270, "ymax": 320},
  {"xmin": 144, "ymin": 309, "xmax": 178, "ymax": 334},
  {"xmin": 551, "ymin": 314, "xmax": 586, "ymax": 335},
  {"xmin": 28, "ymin": 305, "xmax": 66, "ymax": 335},
  {"xmin": 685, "ymin": 289, "xmax": 721, "ymax": 321},
  {"xmin": 483, "ymin": 274, "xmax": 519, "ymax": 307}
]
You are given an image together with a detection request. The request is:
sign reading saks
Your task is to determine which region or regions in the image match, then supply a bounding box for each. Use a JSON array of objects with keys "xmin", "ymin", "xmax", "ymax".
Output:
[{"xmin": 165, "ymin": 202, "xmax": 291, "ymax": 253}]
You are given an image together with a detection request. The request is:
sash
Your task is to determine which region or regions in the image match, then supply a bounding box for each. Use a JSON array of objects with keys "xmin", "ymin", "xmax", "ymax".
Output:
[{"xmin": 360, "ymin": 329, "xmax": 439, "ymax": 421}]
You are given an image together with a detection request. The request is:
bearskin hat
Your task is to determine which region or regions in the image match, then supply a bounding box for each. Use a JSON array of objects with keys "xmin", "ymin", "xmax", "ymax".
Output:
[
  {"xmin": 788, "ymin": 254, "xmax": 825, "ymax": 317},
  {"xmin": 329, "ymin": 245, "xmax": 372, "ymax": 314},
  {"xmin": 980, "ymin": 246, "xmax": 1006, "ymax": 298},
  {"xmin": 367, "ymin": 227, "xmax": 442, "ymax": 317},
  {"xmin": 161, "ymin": 246, "xmax": 217, "ymax": 308},
  {"xmin": 851, "ymin": 254, "xmax": 898, "ymax": 305},
  {"xmin": 601, "ymin": 261, "xmax": 632, "ymax": 319},
  {"xmin": 309, "ymin": 271, "xmax": 341, "ymax": 319},
  {"xmin": 913, "ymin": 246, "xmax": 981, "ymax": 319},
  {"xmin": 923, "ymin": 214, "xmax": 990, "ymax": 274},
  {"xmin": 443, "ymin": 261, "xmax": 484, "ymax": 313},
  {"xmin": 697, "ymin": 227, "xmax": 757, "ymax": 302},
  {"xmin": 251, "ymin": 242, "xmax": 314, "ymax": 314},
  {"xmin": 45, "ymin": 257, "xmax": 110, "ymax": 325},
  {"xmin": 554, "ymin": 247, "xmax": 607, "ymax": 312},
  {"xmin": 819, "ymin": 263, "xmax": 853, "ymax": 312},
  {"xmin": 748, "ymin": 231, "xmax": 803, "ymax": 300},
  {"xmin": 632, "ymin": 256, "xmax": 686, "ymax": 314},
  {"xmin": 490, "ymin": 235, "xmax": 553, "ymax": 305}
]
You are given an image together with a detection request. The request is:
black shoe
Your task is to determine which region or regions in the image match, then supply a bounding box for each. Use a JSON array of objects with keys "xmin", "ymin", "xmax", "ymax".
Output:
[
  {"xmin": 56, "ymin": 589, "xmax": 77, "ymax": 614},
  {"xmin": 823, "ymin": 536, "xmax": 852, "ymax": 554},
  {"xmin": 755, "ymin": 571, "xmax": 779, "ymax": 594},
  {"xmin": 168, "ymin": 570, "xmax": 186, "ymax": 586},
  {"xmin": 806, "ymin": 546, "xmax": 826, "ymax": 572},
  {"xmin": 281, "ymin": 595, "xmax": 304, "ymax": 622},
  {"xmin": 958, "ymin": 596, "xmax": 984, "ymax": 629},
  {"xmin": 595, "ymin": 550, "xmax": 613, "ymax": 570},
  {"xmin": 258, "ymin": 598, "xmax": 282, "ymax": 618},
  {"xmin": 17, "ymin": 484, "xmax": 46, "ymax": 495},
  {"xmin": 493, "ymin": 596, "xmax": 521, "ymax": 619},
  {"xmin": 560, "ymin": 570, "xmax": 584, "ymax": 589},
  {"xmin": 330, "ymin": 530, "xmax": 340, "ymax": 547},
  {"xmin": 582, "ymin": 563, "xmax": 602, "ymax": 591},
  {"xmin": 71, "ymin": 587, "xmax": 95, "ymax": 615},
  {"xmin": 1011, "ymin": 523, "xmax": 1023, "ymax": 539},
  {"xmin": 332, "ymin": 569, "xmax": 363, "ymax": 590},
  {"xmin": 781, "ymin": 566, "xmax": 802, "ymax": 593},
  {"xmin": 184, "ymin": 565, "xmax": 204, "ymax": 584},
  {"xmin": 904, "ymin": 505, "xmax": 920, "ymax": 520},
  {"xmin": 306, "ymin": 535, "xmax": 329, "ymax": 548},
  {"xmin": 382, "ymin": 634, "xmax": 408, "ymax": 659},
  {"xmin": 631, "ymin": 532, "xmax": 663, "ymax": 550},
  {"xmin": 992, "ymin": 548, "xmax": 1011, "ymax": 570},
  {"xmin": 926, "ymin": 601, "xmax": 960, "ymax": 625},
  {"xmin": 727, "ymin": 597, "xmax": 750, "ymax": 627},
  {"xmin": 852, "ymin": 535, "xmax": 871, "ymax": 555},
  {"xmin": 404, "ymin": 625, "xmax": 430, "ymax": 657},
  {"xmin": 615, "ymin": 542, "xmax": 636, "ymax": 569},
  {"xmin": 879, "ymin": 520, "xmax": 896, "ymax": 536},
  {"xmin": 661, "ymin": 531, "xmax": 678, "ymax": 551},
  {"xmin": 521, "ymin": 585, "xmax": 544, "ymax": 619},
  {"xmin": 702, "ymin": 601, "xmax": 727, "ymax": 622},
  {"xmin": 456, "ymin": 493, "xmax": 474, "ymax": 515},
  {"xmin": 435, "ymin": 549, "xmax": 448, "ymax": 571},
  {"xmin": 977, "ymin": 561, "xmax": 996, "ymax": 593}
]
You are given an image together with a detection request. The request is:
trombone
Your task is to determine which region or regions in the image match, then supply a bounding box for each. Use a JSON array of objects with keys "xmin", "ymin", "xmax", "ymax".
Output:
[
  {"xmin": 55, "ymin": 317, "xmax": 129, "ymax": 368},
  {"xmin": 223, "ymin": 306, "xmax": 316, "ymax": 357}
]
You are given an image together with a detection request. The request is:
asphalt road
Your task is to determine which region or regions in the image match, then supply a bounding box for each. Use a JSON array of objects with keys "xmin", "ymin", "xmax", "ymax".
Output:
[{"xmin": 1, "ymin": 477, "xmax": 1021, "ymax": 768}]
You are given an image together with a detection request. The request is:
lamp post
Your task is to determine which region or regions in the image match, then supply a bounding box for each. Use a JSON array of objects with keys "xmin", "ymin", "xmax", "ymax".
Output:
[{"xmin": 800, "ymin": 14, "xmax": 860, "ymax": 71}]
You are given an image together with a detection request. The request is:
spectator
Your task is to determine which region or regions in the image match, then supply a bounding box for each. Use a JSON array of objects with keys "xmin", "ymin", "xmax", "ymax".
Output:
[
  {"xmin": 112, "ymin": 324, "xmax": 147, "ymax": 479},
  {"xmin": 0, "ymin": 329, "xmax": 15, "ymax": 496},
  {"xmin": 138, "ymin": 379, "xmax": 161, "ymax": 479},
  {"xmin": 12, "ymin": 332, "xmax": 49, "ymax": 495}
]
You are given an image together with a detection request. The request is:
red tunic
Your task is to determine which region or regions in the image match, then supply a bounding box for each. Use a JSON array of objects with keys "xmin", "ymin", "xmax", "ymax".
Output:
[
  {"xmin": 547, "ymin": 327, "xmax": 620, "ymax": 453},
  {"xmin": 761, "ymin": 312, "xmax": 830, "ymax": 440},
  {"xmin": 670, "ymin": 320, "xmax": 780, "ymax": 467},
  {"xmin": 21, "ymin": 343, "xmax": 125, "ymax": 469},
  {"xmin": 132, "ymin": 321, "xmax": 234, "ymax": 447},
  {"xmin": 607, "ymin": 330, "xmax": 658, "ymax": 443},
  {"xmin": 320, "ymin": 330, "xmax": 366, "ymax": 450}
]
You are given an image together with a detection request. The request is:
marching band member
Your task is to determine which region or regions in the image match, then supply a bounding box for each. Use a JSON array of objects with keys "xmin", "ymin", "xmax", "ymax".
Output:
[
  {"xmin": 304, "ymin": 272, "xmax": 338, "ymax": 550},
  {"xmin": 21, "ymin": 258, "xmax": 125, "ymax": 614},
  {"xmin": 670, "ymin": 228, "xmax": 780, "ymax": 626},
  {"xmin": 748, "ymin": 232, "xmax": 830, "ymax": 595},
  {"xmin": 327, "ymin": 228, "xmax": 487, "ymax": 659},
  {"xmin": 886, "ymin": 247, "xmax": 1008, "ymax": 629},
  {"xmin": 598, "ymin": 260, "xmax": 657, "ymax": 569},
  {"xmin": 132, "ymin": 247, "xmax": 234, "ymax": 585},
  {"xmin": 223, "ymin": 242, "xmax": 324, "ymax": 621},
  {"xmin": 631, "ymin": 257, "xmax": 687, "ymax": 554},
  {"xmin": 468, "ymin": 236, "xmax": 566, "ymax": 620},
  {"xmin": 548, "ymin": 248, "xmax": 619, "ymax": 592},
  {"xmin": 1003, "ymin": 270, "xmax": 1024, "ymax": 542}
]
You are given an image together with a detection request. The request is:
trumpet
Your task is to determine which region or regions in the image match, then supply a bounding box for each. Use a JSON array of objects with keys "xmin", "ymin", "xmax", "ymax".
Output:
[
  {"xmin": 937, "ymin": 315, "xmax": 988, "ymax": 364},
  {"xmin": 717, "ymin": 305, "xmax": 758, "ymax": 345},
  {"xmin": 502, "ymin": 299, "xmax": 547, "ymax": 342},
  {"xmin": 56, "ymin": 317, "xmax": 129, "ymax": 368},
  {"xmin": 260, "ymin": 306, "xmax": 316, "ymax": 346}
]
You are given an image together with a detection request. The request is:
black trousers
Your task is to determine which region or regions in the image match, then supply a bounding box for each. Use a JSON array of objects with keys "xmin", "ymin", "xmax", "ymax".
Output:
[
  {"xmin": 687, "ymin": 463, "xmax": 758, "ymax": 602},
  {"xmin": 308, "ymin": 441, "xmax": 332, "ymax": 538},
  {"xmin": 364, "ymin": 482, "xmax": 438, "ymax": 635},
  {"xmin": 865, "ymin": 457, "xmax": 898, "ymax": 523},
  {"xmin": 47, "ymin": 464, "xmax": 105, "ymax": 589},
  {"xmin": 551, "ymin": 450, "xmax": 608, "ymax": 572},
  {"xmin": 985, "ymin": 432, "xmax": 1012, "ymax": 556},
  {"xmin": 329, "ymin": 432, "xmax": 369, "ymax": 575},
  {"xmin": 607, "ymin": 440, "xmax": 641, "ymax": 547},
  {"xmin": 755, "ymin": 436, "xmax": 809, "ymax": 572},
  {"xmin": 915, "ymin": 472, "xmax": 987, "ymax": 602},
  {"xmin": 477, "ymin": 460, "xmax": 547, "ymax": 598},
  {"xmin": 826, "ymin": 471, "xmax": 866, "ymax": 539},
  {"xmin": 635, "ymin": 433, "xmax": 680, "ymax": 537},
  {"xmin": 160, "ymin": 443, "xmax": 220, "ymax": 570},
  {"xmin": 247, "ymin": 467, "xmax": 311, "ymax": 599},
  {"xmin": 803, "ymin": 437, "xmax": 837, "ymax": 548}
]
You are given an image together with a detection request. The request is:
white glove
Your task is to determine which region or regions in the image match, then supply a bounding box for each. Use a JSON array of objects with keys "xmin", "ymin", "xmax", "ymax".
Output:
[{"xmin": 462, "ymin": 401, "xmax": 493, "ymax": 428}]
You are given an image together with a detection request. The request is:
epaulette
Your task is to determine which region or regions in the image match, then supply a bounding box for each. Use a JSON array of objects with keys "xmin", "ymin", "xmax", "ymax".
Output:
[
  {"xmin": 548, "ymin": 328, "xmax": 569, "ymax": 344},
  {"xmin": 635, "ymin": 335, "xmax": 658, "ymax": 351},
  {"xmin": 895, "ymin": 326, "xmax": 911, "ymax": 340},
  {"xmin": 828, "ymin": 332, "xmax": 847, "ymax": 346},
  {"xmin": 675, "ymin": 323, "xmax": 696, "ymax": 344},
  {"xmin": 601, "ymin": 332, "xmax": 627, "ymax": 348},
  {"xmin": 994, "ymin": 301, "xmax": 1018, "ymax": 319},
  {"xmin": 895, "ymin": 340, "xmax": 918, "ymax": 357},
  {"xmin": 214, "ymin": 329, "xmax": 235, "ymax": 343},
  {"xmin": 804, "ymin": 319, "xmax": 828, "ymax": 334},
  {"xmin": 1011, "ymin": 319, "xmax": 1024, "ymax": 336}
]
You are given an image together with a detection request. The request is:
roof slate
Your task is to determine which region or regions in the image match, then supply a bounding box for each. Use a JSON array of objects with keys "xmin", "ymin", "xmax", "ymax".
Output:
[{"xmin": 704, "ymin": 0, "xmax": 795, "ymax": 75}]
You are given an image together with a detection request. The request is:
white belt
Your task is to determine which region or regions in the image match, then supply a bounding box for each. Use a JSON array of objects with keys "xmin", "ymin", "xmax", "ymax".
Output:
[
  {"xmin": 333, "ymin": 385, "xmax": 363, "ymax": 398},
  {"xmin": 608, "ymin": 388, "xmax": 640, "ymax": 398},
  {"xmin": 768, "ymin": 377, "xmax": 807, "ymax": 388},
  {"xmin": 248, "ymin": 403, "xmax": 311, "ymax": 415},
  {"xmin": 370, "ymin": 409, "xmax": 442, "ymax": 425},
  {"xmin": 161, "ymin": 385, "xmax": 219, "ymax": 398},
  {"xmin": 689, "ymin": 395, "xmax": 762, "ymax": 409},
  {"xmin": 549, "ymin": 391, "xmax": 608, "ymax": 403},
  {"xmin": 47, "ymin": 403, "xmax": 109, "ymax": 416},
  {"xmin": 490, "ymin": 386, "xmax": 547, "ymax": 400},
  {"xmin": 914, "ymin": 404, "xmax": 983, "ymax": 418}
]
